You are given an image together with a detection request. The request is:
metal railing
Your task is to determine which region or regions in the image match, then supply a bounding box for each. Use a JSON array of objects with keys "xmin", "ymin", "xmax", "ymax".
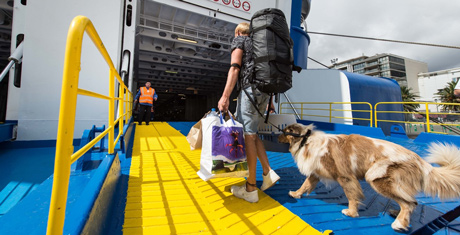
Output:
[
  {"xmin": 280, "ymin": 102, "xmax": 373, "ymax": 127},
  {"xmin": 0, "ymin": 42, "xmax": 23, "ymax": 83},
  {"xmin": 46, "ymin": 16, "xmax": 132, "ymax": 234},
  {"xmin": 375, "ymin": 102, "xmax": 460, "ymax": 135},
  {"xmin": 279, "ymin": 101, "xmax": 460, "ymax": 135},
  {"xmin": 139, "ymin": 14, "xmax": 233, "ymax": 45}
]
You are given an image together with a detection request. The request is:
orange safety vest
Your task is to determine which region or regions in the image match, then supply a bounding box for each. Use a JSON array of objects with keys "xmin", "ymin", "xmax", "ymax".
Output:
[{"xmin": 139, "ymin": 87, "xmax": 155, "ymax": 105}]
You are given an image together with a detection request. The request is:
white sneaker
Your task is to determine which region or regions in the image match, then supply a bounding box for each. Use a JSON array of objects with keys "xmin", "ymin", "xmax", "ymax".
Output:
[
  {"xmin": 231, "ymin": 183, "xmax": 259, "ymax": 203},
  {"xmin": 260, "ymin": 169, "xmax": 280, "ymax": 191}
]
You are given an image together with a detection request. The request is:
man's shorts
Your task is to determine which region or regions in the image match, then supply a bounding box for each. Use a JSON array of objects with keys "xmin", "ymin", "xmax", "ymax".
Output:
[{"xmin": 235, "ymin": 87, "xmax": 269, "ymax": 135}]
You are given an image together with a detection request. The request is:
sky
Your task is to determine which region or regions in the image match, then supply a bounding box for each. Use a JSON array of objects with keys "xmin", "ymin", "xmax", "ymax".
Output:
[{"xmin": 305, "ymin": 0, "xmax": 460, "ymax": 72}]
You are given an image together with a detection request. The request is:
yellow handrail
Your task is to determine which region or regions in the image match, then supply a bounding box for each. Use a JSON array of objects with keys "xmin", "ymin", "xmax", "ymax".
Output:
[
  {"xmin": 47, "ymin": 16, "xmax": 132, "ymax": 235},
  {"xmin": 374, "ymin": 102, "xmax": 460, "ymax": 134},
  {"xmin": 280, "ymin": 102, "xmax": 373, "ymax": 127},
  {"xmin": 280, "ymin": 101, "xmax": 460, "ymax": 135}
]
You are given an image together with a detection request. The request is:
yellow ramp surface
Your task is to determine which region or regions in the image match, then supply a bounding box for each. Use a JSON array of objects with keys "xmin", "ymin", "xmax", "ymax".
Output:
[{"xmin": 123, "ymin": 122, "xmax": 327, "ymax": 235}]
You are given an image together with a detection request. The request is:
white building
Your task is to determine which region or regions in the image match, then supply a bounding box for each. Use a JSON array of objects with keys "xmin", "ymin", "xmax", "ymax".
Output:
[
  {"xmin": 330, "ymin": 53, "xmax": 428, "ymax": 93},
  {"xmin": 418, "ymin": 67, "xmax": 460, "ymax": 102}
]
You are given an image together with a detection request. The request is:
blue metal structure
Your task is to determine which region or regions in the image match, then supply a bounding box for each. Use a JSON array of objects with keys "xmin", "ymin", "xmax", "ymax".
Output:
[
  {"xmin": 0, "ymin": 121, "xmax": 16, "ymax": 142},
  {"xmin": 0, "ymin": 122, "xmax": 135, "ymax": 234},
  {"xmin": 290, "ymin": 0, "xmax": 311, "ymax": 69},
  {"xmin": 345, "ymin": 71, "xmax": 405, "ymax": 135}
]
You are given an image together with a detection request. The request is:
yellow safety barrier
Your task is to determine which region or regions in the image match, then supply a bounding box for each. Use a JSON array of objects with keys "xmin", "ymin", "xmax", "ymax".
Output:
[
  {"xmin": 47, "ymin": 16, "xmax": 132, "ymax": 234},
  {"xmin": 375, "ymin": 102, "xmax": 460, "ymax": 134},
  {"xmin": 280, "ymin": 102, "xmax": 373, "ymax": 127}
]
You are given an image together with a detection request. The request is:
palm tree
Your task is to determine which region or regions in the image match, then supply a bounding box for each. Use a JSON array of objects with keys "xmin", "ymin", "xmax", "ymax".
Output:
[
  {"xmin": 400, "ymin": 86, "xmax": 419, "ymax": 112},
  {"xmin": 435, "ymin": 81, "xmax": 460, "ymax": 112}
]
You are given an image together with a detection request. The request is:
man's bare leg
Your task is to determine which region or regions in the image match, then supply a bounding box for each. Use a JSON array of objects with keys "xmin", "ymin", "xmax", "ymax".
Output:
[{"xmin": 244, "ymin": 134, "xmax": 258, "ymax": 191}]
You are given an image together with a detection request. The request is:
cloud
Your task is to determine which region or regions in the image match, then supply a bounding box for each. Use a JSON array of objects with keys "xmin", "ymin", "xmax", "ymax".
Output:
[{"xmin": 305, "ymin": 0, "xmax": 460, "ymax": 71}]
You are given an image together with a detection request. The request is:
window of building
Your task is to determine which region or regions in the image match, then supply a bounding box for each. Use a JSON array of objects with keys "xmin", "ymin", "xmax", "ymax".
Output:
[
  {"xmin": 391, "ymin": 70, "xmax": 406, "ymax": 77},
  {"xmin": 367, "ymin": 61, "xmax": 379, "ymax": 67},
  {"xmin": 378, "ymin": 56, "xmax": 388, "ymax": 63},
  {"xmin": 355, "ymin": 69, "xmax": 365, "ymax": 74},
  {"xmin": 381, "ymin": 71, "xmax": 391, "ymax": 77},
  {"xmin": 389, "ymin": 56, "xmax": 405, "ymax": 64},
  {"xmin": 365, "ymin": 68, "xmax": 379, "ymax": 74},
  {"xmin": 389, "ymin": 63, "xmax": 406, "ymax": 71},
  {"xmin": 353, "ymin": 63, "xmax": 365, "ymax": 70}
]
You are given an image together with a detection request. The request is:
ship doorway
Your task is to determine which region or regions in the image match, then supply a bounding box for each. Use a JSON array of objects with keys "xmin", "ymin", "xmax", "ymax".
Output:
[{"xmin": 133, "ymin": 1, "xmax": 237, "ymax": 121}]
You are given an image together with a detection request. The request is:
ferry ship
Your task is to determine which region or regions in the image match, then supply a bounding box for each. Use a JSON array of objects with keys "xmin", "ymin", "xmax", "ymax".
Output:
[{"xmin": 0, "ymin": 0, "xmax": 459, "ymax": 234}]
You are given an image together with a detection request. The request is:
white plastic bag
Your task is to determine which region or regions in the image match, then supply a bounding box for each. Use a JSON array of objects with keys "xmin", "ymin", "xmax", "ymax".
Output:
[{"xmin": 197, "ymin": 111, "xmax": 248, "ymax": 181}]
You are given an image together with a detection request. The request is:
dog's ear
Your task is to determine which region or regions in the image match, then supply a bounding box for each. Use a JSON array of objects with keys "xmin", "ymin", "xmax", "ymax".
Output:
[
  {"xmin": 303, "ymin": 124, "xmax": 314, "ymax": 134},
  {"xmin": 288, "ymin": 124, "xmax": 302, "ymax": 134}
]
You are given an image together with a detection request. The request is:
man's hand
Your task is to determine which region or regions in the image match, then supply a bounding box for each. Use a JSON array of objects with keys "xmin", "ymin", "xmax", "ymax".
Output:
[
  {"xmin": 218, "ymin": 96, "xmax": 229, "ymax": 112},
  {"xmin": 134, "ymin": 99, "xmax": 138, "ymax": 103},
  {"xmin": 151, "ymin": 107, "xmax": 154, "ymax": 112},
  {"xmin": 154, "ymin": 97, "xmax": 157, "ymax": 101}
]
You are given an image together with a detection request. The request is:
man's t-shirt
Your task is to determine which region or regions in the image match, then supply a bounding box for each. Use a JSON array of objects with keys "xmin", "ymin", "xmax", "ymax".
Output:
[{"xmin": 231, "ymin": 36, "xmax": 253, "ymax": 90}]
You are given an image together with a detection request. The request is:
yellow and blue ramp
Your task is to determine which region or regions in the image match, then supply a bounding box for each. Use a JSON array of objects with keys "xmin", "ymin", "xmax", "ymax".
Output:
[
  {"xmin": 121, "ymin": 121, "xmax": 460, "ymax": 235},
  {"xmin": 1, "ymin": 121, "xmax": 460, "ymax": 234},
  {"xmin": 123, "ymin": 122, "xmax": 328, "ymax": 234}
]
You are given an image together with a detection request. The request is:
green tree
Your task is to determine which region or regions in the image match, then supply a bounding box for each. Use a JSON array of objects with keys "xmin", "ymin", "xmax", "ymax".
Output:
[
  {"xmin": 435, "ymin": 81, "xmax": 460, "ymax": 112},
  {"xmin": 400, "ymin": 86, "xmax": 420, "ymax": 112}
]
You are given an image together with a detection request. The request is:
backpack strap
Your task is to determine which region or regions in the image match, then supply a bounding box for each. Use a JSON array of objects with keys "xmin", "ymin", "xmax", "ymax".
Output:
[
  {"xmin": 264, "ymin": 94, "xmax": 273, "ymax": 124},
  {"xmin": 254, "ymin": 55, "xmax": 292, "ymax": 65},
  {"xmin": 242, "ymin": 86, "xmax": 265, "ymax": 119},
  {"xmin": 242, "ymin": 88, "xmax": 289, "ymax": 133},
  {"xmin": 242, "ymin": 86, "xmax": 273, "ymax": 124},
  {"xmin": 252, "ymin": 26, "xmax": 291, "ymax": 45}
]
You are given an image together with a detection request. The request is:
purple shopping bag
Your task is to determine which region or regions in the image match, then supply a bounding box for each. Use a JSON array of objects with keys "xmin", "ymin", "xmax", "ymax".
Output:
[
  {"xmin": 212, "ymin": 126, "xmax": 246, "ymax": 162},
  {"xmin": 197, "ymin": 111, "xmax": 248, "ymax": 181}
]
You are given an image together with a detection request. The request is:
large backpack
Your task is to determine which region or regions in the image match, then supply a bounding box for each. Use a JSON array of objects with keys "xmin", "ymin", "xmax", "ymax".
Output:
[{"xmin": 250, "ymin": 8, "xmax": 300, "ymax": 94}]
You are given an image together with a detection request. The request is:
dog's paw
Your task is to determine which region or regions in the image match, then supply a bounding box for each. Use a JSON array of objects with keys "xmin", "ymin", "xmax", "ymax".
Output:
[
  {"xmin": 391, "ymin": 219, "xmax": 409, "ymax": 232},
  {"xmin": 288, "ymin": 191, "xmax": 302, "ymax": 199},
  {"xmin": 341, "ymin": 209, "xmax": 359, "ymax": 217}
]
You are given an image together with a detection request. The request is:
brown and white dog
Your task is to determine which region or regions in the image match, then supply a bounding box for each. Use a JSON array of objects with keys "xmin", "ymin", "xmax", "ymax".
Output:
[{"xmin": 278, "ymin": 123, "xmax": 460, "ymax": 232}]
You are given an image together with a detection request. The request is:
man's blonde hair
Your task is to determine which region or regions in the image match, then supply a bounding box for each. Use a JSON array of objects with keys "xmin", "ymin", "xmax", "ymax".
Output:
[{"xmin": 235, "ymin": 22, "xmax": 250, "ymax": 35}]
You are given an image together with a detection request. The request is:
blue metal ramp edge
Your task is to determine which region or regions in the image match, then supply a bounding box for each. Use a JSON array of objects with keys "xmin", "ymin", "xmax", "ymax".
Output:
[{"xmin": 0, "ymin": 121, "xmax": 135, "ymax": 234}]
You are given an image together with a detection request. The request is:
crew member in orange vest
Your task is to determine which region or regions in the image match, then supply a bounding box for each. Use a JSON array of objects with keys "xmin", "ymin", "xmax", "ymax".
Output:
[{"xmin": 134, "ymin": 82, "xmax": 158, "ymax": 125}]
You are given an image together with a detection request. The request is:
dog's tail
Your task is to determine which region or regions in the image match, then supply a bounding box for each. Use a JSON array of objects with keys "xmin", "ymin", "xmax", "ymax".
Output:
[{"xmin": 423, "ymin": 143, "xmax": 460, "ymax": 199}]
